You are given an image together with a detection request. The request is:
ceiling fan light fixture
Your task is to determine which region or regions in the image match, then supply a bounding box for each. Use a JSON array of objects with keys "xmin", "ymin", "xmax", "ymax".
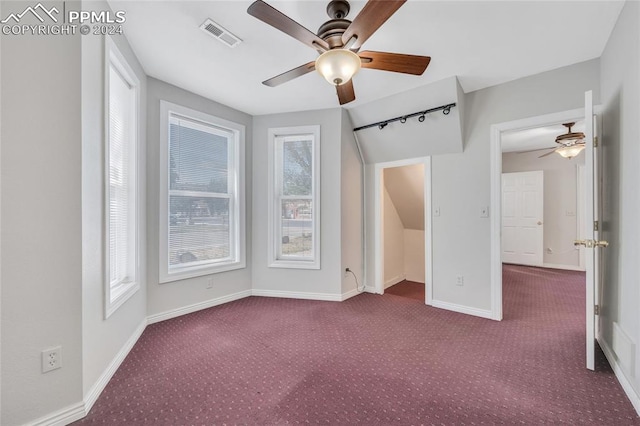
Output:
[
  {"xmin": 556, "ymin": 144, "xmax": 585, "ymax": 159},
  {"xmin": 315, "ymin": 49, "xmax": 361, "ymax": 86}
]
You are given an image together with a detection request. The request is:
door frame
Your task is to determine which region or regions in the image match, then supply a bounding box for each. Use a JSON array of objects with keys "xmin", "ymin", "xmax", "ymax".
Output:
[
  {"xmin": 374, "ymin": 156, "xmax": 433, "ymax": 304},
  {"xmin": 490, "ymin": 107, "xmax": 595, "ymax": 320}
]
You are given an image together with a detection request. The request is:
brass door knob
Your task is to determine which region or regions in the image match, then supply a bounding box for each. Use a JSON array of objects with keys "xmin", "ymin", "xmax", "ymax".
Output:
[{"xmin": 574, "ymin": 239, "xmax": 609, "ymax": 248}]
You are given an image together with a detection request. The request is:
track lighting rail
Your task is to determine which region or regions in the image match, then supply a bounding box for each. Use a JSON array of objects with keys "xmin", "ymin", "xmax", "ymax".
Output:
[{"xmin": 353, "ymin": 102, "xmax": 457, "ymax": 132}]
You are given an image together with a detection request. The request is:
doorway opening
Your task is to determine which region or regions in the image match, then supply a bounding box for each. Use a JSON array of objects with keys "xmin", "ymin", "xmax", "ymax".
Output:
[
  {"xmin": 374, "ymin": 157, "xmax": 432, "ymax": 304},
  {"xmin": 489, "ymin": 107, "xmax": 589, "ymax": 321},
  {"xmin": 490, "ymin": 92, "xmax": 602, "ymax": 371},
  {"xmin": 500, "ymin": 122, "xmax": 586, "ymax": 271}
]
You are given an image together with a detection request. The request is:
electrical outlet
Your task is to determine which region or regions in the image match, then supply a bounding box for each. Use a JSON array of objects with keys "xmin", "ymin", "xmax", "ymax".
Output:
[
  {"xmin": 456, "ymin": 275, "xmax": 464, "ymax": 286},
  {"xmin": 206, "ymin": 278, "xmax": 214, "ymax": 289},
  {"xmin": 344, "ymin": 267, "xmax": 350, "ymax": 277},
  {"xmin": 42, "ymin": 346, "xmax": 62, "ymax": 373}
]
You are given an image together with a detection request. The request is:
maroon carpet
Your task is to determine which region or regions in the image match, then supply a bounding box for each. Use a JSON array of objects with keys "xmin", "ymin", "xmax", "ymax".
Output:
[
  {"xmin": 385, "ymin": 280, "xmax": 425, "ymax": 301},
  {"xmin": 76, "ymin": 265, "xmax": 639, "ymax": 425}
]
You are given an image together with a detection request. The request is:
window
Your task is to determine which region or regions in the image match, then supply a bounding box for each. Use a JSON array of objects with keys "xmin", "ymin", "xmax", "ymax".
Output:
[
  {"xmin": 159, "ymin": 101, "xmax": 245, "ymax": 282},
  {"xmin": 268, "ymin": 126, "xmax": 320, "ymax": 269},
  {"xmin": 105, "ymin": 37, "xmax": 140, "ymax": 317}
]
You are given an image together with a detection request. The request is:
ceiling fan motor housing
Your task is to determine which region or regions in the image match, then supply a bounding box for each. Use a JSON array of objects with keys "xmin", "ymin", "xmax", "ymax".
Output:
[
  {"xmin": 326, "ymin": 0, "xmax": 350, "ymax": 19},
  {"xmin": 317, "ymin": 19, "xmax": 351, "ymax": 48}
]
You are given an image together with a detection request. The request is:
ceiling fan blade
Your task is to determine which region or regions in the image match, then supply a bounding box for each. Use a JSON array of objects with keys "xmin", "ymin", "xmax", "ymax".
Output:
[
  {"xmin": 538, "ymin": 149, "xmax": 558, "ymax": 158},
  {"xmin": 514, "ymin": 146, "xmax": 558, "ymax": 154},
  {"xmin": 263, "ymin": 61, "xmax": 316, "ymax": 87},
  {"xmin": 341, "ymin": 0, "xmax": 406, "ymax": 51},
  {"xmin": 358, "ymin": 51, "xmax": 430, "ymax": 75},
  {"xmin": 336, "ymin": 80, "xmax": 356, "ymax": 105},
  {"xmin": 248, "ymin": 1, "xmax": 329, "ymax": 52}
]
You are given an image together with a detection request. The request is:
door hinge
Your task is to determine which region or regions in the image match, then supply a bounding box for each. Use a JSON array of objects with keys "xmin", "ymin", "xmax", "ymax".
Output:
[
  {"xmin": 594, "ymin": 220, "xmax": 599, "ymax": 231},
  {"xmin": 595, "ymin": 304, "xmax": 600, "ymax": 315},
  {"xmin": 594, "ymin": 136, "xmax": 598, "ymax": 147}
]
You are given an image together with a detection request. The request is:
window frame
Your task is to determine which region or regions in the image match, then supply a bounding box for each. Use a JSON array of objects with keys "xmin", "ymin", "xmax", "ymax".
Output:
[
  {"xmin": 159, "ymin": 101, "xmax": 246, "ymax": 283},
  {"xmin": 104, "ymin": 36, "xmax": 141, "ymax": 318},
  {"xmin": 268, "ymin": 126, "xmax": 321, "ymax": 269}
]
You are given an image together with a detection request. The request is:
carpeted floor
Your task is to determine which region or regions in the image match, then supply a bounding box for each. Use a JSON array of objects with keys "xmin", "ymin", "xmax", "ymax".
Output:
[
  {"xmin": 385, "ymin": 280, "xmax": 425, "ymax": 301},
  {"xmin": 76, "ymin": 265, "xmax": 640, "ymax": 425}
]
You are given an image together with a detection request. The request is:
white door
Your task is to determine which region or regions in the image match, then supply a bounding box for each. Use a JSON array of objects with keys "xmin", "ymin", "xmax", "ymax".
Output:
[
  {"xmin": 501, "ymin": 171, "xmax": 544, "ymax": 266},
  {"xmin": 579, "ymin": 90, "xmax": 607, "ymax": 371}
]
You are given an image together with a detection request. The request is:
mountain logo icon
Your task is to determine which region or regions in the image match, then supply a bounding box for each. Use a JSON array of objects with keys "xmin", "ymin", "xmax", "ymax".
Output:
[{"xmin": 1, "ymin": 3, "xmax": 59, "ymax": 24}]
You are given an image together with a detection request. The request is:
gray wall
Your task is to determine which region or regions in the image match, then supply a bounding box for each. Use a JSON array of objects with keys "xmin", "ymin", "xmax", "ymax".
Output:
[
  {"xmin": 252, "ymin": 109, "xmax": 343, "ymax": 297},
  {"xmin": 431, "ymin": 59, "xmax": 600, "ymax": 311},
  {"xmin": 599, "ymin": 0, "xmax": 640, "ymax": 402},
  {"xmin": 1, "ymin": 2, "xmax": 83, "ymax": 423},
  {"xmin": 146, "ymin": 78, "xmax": 253, "ymax": 317},
  {"xmin": 340, "ymin": 110, "xmax": 364, "ymax": 295},
  {"xmin": 502, "ymin": 150, "xmax": 584, "ymax": 268},
  {"xmin": 81, "ymin": 0, "xmax": 148, "ymax": 398}
]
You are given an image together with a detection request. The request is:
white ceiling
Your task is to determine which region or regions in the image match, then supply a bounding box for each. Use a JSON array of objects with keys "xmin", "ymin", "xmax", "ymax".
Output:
[
  {"xmin": 501, "ymin": 120, "xmax": 585, "ymax": 153},
  {"xmin": 109, "ymin": 1, "xmax": 624, "ymax": 116}
]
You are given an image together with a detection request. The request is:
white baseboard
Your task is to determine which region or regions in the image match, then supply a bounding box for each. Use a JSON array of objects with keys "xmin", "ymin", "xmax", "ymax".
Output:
[
  {"xmin": 29, "ymin": 402, "xmax": 86, "ymax": 426},
  {"xmin": 542, "ymin": 263, "xmax": 585, "ymax": 272},
  {"xmin": 430, "ymin": 299, "xmax": 494, "ymax": 320},
  {"xmin": 147, "ymin": 289, "xmax": 252, "ymax": 324},
  {"xmin": 251, "ymin": 289, "xmax": 342, "ymax": 301},
  {"xmin": 364, "ymin": 285, "xmax": 377, "ymax": 294},
  {"xmin": 83, "ymin": 319, "xmax": 147, "ymax": 414},
  {"xmin": 598, "ymin": 337, "xmax": 640, "ymax": 416},
  {"xmin": 341, "ymin": 288, "xmax": 360, "ymax": 301},
  {"xmin": 384, "ymin": 274, "xmax": 405, "ymax": 289}
]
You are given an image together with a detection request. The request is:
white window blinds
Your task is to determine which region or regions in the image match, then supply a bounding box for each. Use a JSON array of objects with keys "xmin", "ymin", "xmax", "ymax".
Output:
[
  {"xmin": 168, "ymin": 116, "xmax": 235, "ymax": 270},
  {"xmin": 108, "ymin": 63, "xmax": 136, "ymax": 287}
]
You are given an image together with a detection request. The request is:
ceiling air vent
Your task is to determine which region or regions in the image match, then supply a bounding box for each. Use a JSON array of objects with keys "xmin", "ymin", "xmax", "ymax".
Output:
[{"xmin": 200, "ymin": 19, "xmax": 242, "ymax": 48}]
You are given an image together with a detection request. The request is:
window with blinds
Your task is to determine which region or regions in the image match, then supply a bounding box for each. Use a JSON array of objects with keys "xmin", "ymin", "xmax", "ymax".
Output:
[
  {"xmin": 159, "ymin": 101, "xmax": 246, "ymax": 282},
  {"xmin": 105, "ymin": 37, "xmax": 140, "ymax": 318},
  {"xmin": 269, "ymin": 126, "xmax": 320, "ymax": 269},
  {"xmin": 168, "ymin": 116, "xmax": 234, "ymax": 269}
]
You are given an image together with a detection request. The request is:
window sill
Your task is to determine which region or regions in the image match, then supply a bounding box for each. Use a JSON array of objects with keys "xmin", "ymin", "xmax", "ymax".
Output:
[
  {"xmin": 160, "ymin": 260, "xmax": 246, "ymax": 284},
  {"xmin": 269, "ymin": 259, "xmax": 320, "ymax": 270},
  {"xmin": 106, "ymin": 280, "xmax": 140, "ymax": 319}
]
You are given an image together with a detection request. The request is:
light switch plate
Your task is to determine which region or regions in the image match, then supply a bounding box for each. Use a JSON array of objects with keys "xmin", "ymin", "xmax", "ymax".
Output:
[{"xmin": 480, "ymin": 206, "xmax": 489, "ymax": 218}]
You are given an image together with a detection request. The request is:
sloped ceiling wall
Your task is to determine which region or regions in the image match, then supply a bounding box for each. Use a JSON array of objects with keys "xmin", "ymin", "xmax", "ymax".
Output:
[
  {"xmin": 347, "ymin": 77, "xmax": 464, "ymax": 164},
  {"xmin": 384, "ymin": 164, "xmax": 425, "ymax": 230}
]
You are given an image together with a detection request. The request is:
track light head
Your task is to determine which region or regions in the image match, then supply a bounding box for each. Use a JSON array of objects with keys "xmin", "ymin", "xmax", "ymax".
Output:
[
  {"xmin": 418, "ymin": 114, "xmax": 426, "ymax": 122},
  {"xmin": 378, "ymin": 123, "xmax": 388, "ymax": 130},
  {"xmin": 400, "ymin": 117, "xmax": 407, "ymax": 124}
]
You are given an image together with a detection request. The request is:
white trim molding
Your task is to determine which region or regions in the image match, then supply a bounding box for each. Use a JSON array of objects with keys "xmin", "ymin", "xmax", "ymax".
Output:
[
  {"xmin": 385, "ymin": 274, "xmax": 406, "ymax": 289},
  {"xmin": 104, "ymin": 35, "xmax": 141, "ymax": 319},
  {"xmin": 599, "ymin": 338, "xmax": 640, "ymax": 416},
  {"xmin": 251, "ymin": 289, "xmax": 342, "ymax": 302},
  {"xmin": 430, "ymin": 299, "xmax": 494, "ymax": 320},
  {"xmin": 30, "ymin": 402, "xmax": 86, "ymax": 426},
  {"xmin": 267, "ymin": 125, "xmax": 321, "ymax": 270},
  {"xmin": 373, "ymin": 156, "xmax": 433, "ymax": 304},
  {"xmin": 84, "ymin": 319, "xmax": 147, "ymax": 413},
  {"xmin": 542, "ymin": 263, "xmax": 585, "ymax": 272},
  {"xmin": 147, "ymin": 289, "xmax": 252, "ymax": 324},
  {"xmin": 490, "ymin": 107, "xmax": 593, "ymax": 322},
  {"xmin": 158, "ymin": 100, "xmax": 247, "ymax": 283}
]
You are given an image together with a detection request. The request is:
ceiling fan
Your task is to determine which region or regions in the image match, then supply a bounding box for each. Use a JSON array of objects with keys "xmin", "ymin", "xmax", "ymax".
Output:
[
  {"xmin": 536, "ymin": 122, "xmax": 586, "ymax": 159},
  {"xmin": 247, "ymin": 0, "xmax": 431, "ymax": 105}
]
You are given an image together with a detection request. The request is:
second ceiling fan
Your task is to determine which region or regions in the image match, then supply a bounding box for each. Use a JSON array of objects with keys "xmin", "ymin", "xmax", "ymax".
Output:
[{"xmin": 247, "ymin": 0, "xmax": 431, "ymax": 105}]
